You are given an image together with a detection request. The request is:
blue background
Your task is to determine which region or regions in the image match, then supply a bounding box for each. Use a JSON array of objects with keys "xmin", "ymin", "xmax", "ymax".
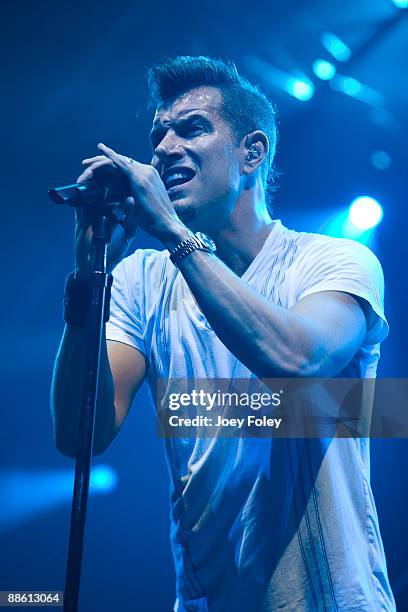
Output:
[{"xmin": 1, "ymin": 0, "xmax": 407, "ymax": 609}]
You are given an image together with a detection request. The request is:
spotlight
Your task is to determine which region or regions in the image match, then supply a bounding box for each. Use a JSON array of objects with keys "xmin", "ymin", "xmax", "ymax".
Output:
[
  {"xmin": 330, "ymin": 75, "xmax": 384, "ymax": 106},
  {"xmin": 342, "ymin": 77, "xmax": 361, "ymax": 96},
  {"xmin": 321, "ymin": 32, "xmax": 351, "ymax": 61},
  {"xmin": 286, "ymin": 78, "xmax": 314, "ymax": 101},
  {"xmin": 244, "ymin": 57, "xmax": 314, "ymax": 102},
  {"xmin": 392, "ymin": 0, "xmax": 408, "ymax": 7},
  {"xmin": 90, "ymin": 465, "xmax": 118, "ymax": 492},
  {"xmin": 348, "ymin": 196, "xmax": 383, "ymax": 231},
  {"xmin": 312, "ymin": 59, "xmax": 336, "ymax": 80},
  {"xmin": 371, "ymin": 150, "xmax": 391, "ymax": 170},
  {"xmin": 0, "ymin": 466, "xmax": 118, "ymax": 530}
]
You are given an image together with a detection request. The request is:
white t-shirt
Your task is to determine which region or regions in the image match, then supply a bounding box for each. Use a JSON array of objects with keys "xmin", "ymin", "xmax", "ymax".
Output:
[{"xmin": 106, "ymin": 220, "xmax": 396, "ymax": 611}]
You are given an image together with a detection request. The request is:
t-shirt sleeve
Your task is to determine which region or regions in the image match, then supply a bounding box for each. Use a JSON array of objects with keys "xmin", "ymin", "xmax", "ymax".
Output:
[
  {"xmin": 294, "ymin": 236, "xmax": 389, "ymax": 345},
  {"xmin": 105, "ymin": 251, "xmax": 146, "ymax": 355}
]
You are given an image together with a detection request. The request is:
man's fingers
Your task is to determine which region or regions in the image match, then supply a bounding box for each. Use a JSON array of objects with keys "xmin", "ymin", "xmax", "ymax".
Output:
[
  {"xmin": 97, "ymin": 143, "xmax": 118, "ymax": 160},
  {"xmin": 97, "ymin": 143, "xmax": 139, "ymax": 170},
  {"xmin": 76, "ymin": 159, "xmax": 115, "ymax": 183},
  {"xmin": 82, "ymin": 155, "xmax": 108, "ymax": 166}
]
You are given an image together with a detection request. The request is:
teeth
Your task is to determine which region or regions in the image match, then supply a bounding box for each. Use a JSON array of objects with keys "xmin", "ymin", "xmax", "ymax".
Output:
[
  {"xmin": 164, "ymin": 169, "xmax": 193, "ymax": 188},
  {"xmin": 168, "ymin": 173, "xmax": 185, "ymax": 183}
]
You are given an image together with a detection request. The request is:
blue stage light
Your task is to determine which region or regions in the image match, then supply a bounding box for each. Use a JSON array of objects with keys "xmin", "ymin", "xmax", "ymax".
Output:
[
  {"xmin": 322, "ymin": 197, "xmax": 384, "ymax": 245},
  {"xmin": 342, "ymin": 77, "xmax": 361, "ymax": 96},
  {"xmin": 370, "ymin": 108, "xmax": 393, "ymax": 127},
  {"xmin": 0, "ymin": 465, "xmax": 118, "ymax": 530},
  {"xmin": 392, "ymin": 0, "xmax": 408, "ymax": 8},
  {"xmin": 349, "ymin": 197, "xmax": 383, "ymax": 230},
  {"xmin": 0, "ymin": 470, "xmax": 74, "ymax": 530},
  {"xmin": 330, "ymin": 75, "xmax": 384, "ymax": 107},
  {"xmin": 321, "ymin": 33, "xmax": 351, "ymax": 61},
  {"xmin": 287, "ymin": 78, "xmax": 314, "ymax": 101},
  {"xmin": 90, "ymin": 465, "xmax": 118, "ymax": 492},
  {"xmin": 312, "ymin": 59, "xmax": 336, "ymax": 80},
  {"xmin": 243, "ymin": 57, "xmax": 314, "ymax": 103},
  {"xmin": 371, "ymin": 150, "xmax": 391, "ymax": 170}
]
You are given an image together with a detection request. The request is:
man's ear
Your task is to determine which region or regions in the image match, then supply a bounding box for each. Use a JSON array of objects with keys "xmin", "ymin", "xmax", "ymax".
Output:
[{"xmin": 242, "ymin": 131, "xmax": 269, "ymax": 176}]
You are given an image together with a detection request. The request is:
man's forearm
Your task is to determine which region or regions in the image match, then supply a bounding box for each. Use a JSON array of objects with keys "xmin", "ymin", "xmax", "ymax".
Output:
[
  {"xmin": 51, "ymin": 325, "xmax": 116, "ymax": 457},
  {"xmin": 173, "ymin": 249, "xmax": 317, "ymax": 378}
]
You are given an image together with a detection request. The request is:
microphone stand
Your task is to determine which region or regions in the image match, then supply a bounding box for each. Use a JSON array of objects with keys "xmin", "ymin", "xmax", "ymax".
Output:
[{"xmin": 63, "ymin": 212, "xmax": 113, "ymax": 612}]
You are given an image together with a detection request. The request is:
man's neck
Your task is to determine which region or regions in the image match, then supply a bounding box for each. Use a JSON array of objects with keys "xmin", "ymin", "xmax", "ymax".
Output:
[
  {"xmin": 214, "ymin": 222, "xmax": 274, "ymax": 277},
  {"xmin": 210, "ymin": 199, "xmax": 275, "ymax": 277}
]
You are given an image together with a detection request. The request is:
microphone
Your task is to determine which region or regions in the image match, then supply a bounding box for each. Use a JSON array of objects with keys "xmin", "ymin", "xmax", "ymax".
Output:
[{"xmin": 48, "ymin": 165, "xmax": 131, "ymax": 208}]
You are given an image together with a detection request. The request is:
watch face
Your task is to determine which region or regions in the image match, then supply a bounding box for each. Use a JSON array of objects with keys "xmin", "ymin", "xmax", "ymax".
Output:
[{"xmin": 196, "ymin": 232, "xmax": 216, "ymax": 251}]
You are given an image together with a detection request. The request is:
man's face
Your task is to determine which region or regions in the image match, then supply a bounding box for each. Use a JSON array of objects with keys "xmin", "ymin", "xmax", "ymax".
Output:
[{"xmin": 150, "ymin": 86, "xmax": 243, "ymax": 229}]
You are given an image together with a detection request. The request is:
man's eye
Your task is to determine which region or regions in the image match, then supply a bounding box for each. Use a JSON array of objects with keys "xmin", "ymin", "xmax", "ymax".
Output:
[{"xmin": 182, "ymin": 125, "xmax": 203, "ymax": 136}]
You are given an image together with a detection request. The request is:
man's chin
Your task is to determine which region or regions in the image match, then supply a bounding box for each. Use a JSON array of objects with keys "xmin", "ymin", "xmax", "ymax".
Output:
[{"xmin": 172, "ymin": 199, "xmax": 201, "ymax": 226}]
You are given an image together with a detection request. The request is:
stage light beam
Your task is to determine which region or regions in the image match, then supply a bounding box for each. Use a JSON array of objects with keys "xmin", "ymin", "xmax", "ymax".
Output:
[
  {"xmin": 330, "ymin": 75, "xmax": 384, "ymax": 107},
  {"xmin": 0, "ymin": 465, "xmax": 118, "ymax": 530},
  {"xmin": 287, "ymin": 78, "xmax": 314, "ymax": 101},
  {"xmin": 90, "ymin": 465, "xmax": 118, "ymax": 492},
  {"xmin": 244, "ymin": 56, "xmax": 314, "ymax": 102},
  {"xmin": 321, "ymin": 33, "xmax": 351, "ymax": 61},
  {"xmin": 322, "ymin": 196, "xmax": 384, "ymax": 244},
  {"xmin": 371, "ymin": 150, "xmax": 391, "ymax": 170},
  {"xmin": 348, "ymin": 197, "xmax": 383, "ymax": 231},
  {"xmin": 313, "ymin": 59, "xmax": 336, "ymax": 80},
  {"xmin": 392, "ymin": 0, "xmax": 408, "ymax": 8},
  {"xmin": 342, "ymin": 77, "xmax": 361, "ymax": 96}
]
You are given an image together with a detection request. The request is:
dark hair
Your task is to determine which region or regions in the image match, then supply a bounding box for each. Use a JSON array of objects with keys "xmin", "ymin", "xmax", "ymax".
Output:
[{"xmin": 147, "ymin": 56, "xmax": 279, "ymax": 207}]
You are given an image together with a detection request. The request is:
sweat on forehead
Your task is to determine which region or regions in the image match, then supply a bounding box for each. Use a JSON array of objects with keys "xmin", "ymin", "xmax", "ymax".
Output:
[{"xmin": 154, "ymin": 86, "xmax": 224, "ymax": 117}]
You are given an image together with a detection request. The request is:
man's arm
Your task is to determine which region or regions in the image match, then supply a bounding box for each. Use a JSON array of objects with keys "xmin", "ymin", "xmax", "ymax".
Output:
[
  {"xmin": 173, "ymin": 249, "xmax": 367, "ymax": 379},
  {"xmin": 91, "ymin": 145, "xmax": 368, "ymax": 380},
  {"xmin": 51, "ymin": 153, "xmax": 146, "ymax": 458},
  {"xmin": 51, "ymin": 325, "xmax": 146, "ymax": 457}
]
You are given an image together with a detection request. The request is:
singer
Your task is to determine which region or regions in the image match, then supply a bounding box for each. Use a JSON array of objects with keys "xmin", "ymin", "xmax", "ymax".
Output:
[{"xmin": 51, "ymin": 57, "xmax": 396, "ymax": 611}]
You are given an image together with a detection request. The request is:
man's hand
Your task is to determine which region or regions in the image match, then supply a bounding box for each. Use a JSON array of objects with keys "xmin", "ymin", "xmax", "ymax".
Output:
[
  {"xmin": 97, "ymin": 143, "xmax": 189, "ymax": 248},
  {"xmin": 74, "ymin": 154, "xmax": 139, "ymax": 277}
]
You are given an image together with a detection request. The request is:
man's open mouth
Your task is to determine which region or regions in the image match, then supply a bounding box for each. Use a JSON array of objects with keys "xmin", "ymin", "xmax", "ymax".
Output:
[{"xmin": 162, "ymin": 167, "xmax": 195, "ymax": 191}]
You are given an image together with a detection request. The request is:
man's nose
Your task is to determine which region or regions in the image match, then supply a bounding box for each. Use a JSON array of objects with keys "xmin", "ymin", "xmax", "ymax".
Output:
[{"xmin": 154, "ymin": 130, "xmax": 184, "ymax": 162}]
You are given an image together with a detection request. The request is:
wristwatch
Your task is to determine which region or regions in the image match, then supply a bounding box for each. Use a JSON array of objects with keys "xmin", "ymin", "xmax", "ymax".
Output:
[{"xmin": 169, "ymin": 232, "xmax": 217, "ymax": 266}]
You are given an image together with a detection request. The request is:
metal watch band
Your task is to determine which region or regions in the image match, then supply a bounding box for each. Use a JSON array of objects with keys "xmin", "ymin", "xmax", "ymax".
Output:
[{"xmin": 169, "ymin": 234, "xmax": 214, "ymax": 266}]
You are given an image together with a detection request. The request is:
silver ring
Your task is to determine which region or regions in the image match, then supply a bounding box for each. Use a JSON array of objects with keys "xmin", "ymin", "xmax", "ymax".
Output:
[{"xmin": 127, "ymin": 157, "xmax": 134, "ymax": 165}]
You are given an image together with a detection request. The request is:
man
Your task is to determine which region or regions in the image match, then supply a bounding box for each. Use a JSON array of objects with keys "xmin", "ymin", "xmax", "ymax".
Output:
[{"xmin": 52, "ymin": 56, "xmax": 396, "ymax": 611}]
